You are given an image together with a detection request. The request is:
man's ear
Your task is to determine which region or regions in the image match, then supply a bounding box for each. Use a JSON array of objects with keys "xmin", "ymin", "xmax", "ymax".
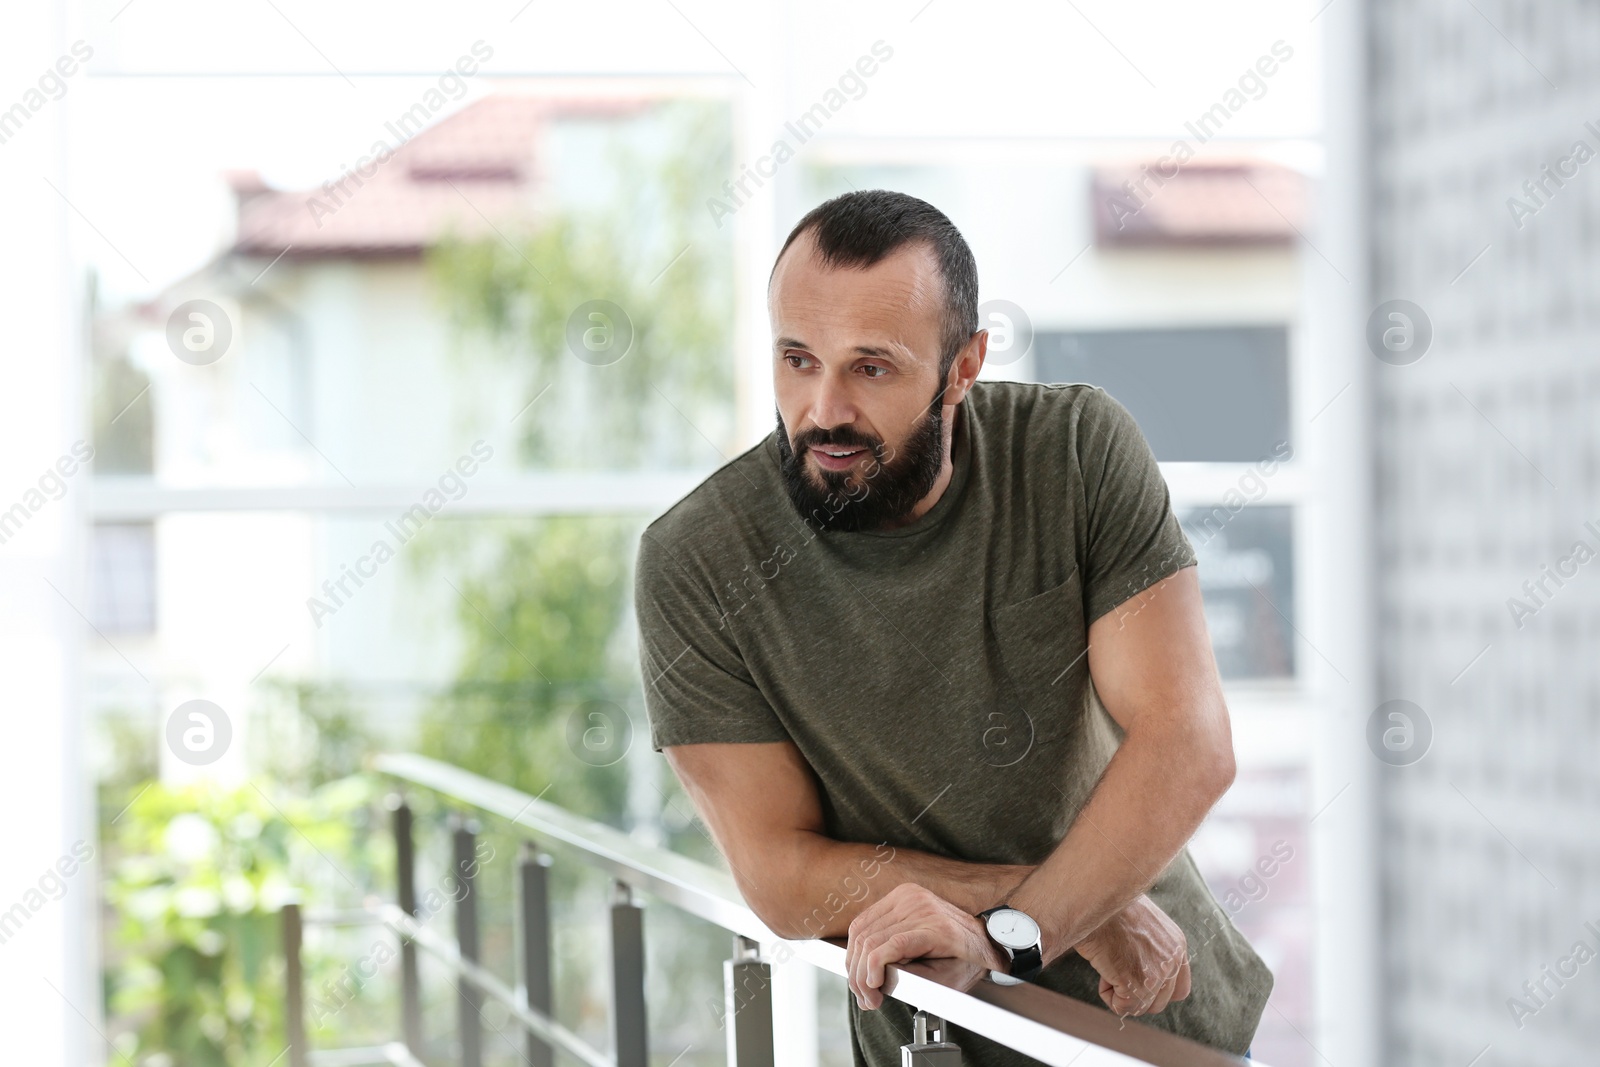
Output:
[{"xmin": 942, "ymin": 330, "xmax": 987, "ymax": 406}]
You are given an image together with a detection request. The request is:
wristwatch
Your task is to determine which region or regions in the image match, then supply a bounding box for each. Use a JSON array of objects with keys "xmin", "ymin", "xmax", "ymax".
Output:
[{"xmin": 977, "ymin": 905, "xmax": 1044, "ymax": 984}]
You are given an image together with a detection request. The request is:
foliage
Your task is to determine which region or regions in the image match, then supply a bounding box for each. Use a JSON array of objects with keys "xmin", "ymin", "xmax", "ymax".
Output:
[
  {"xmin": 406, "ymin": 515, "xmax": 640, "ymax": 825},
  {"xmin": 91, "ymin": 350, "xmax": 154, "ymax": 474},
  {"xmin": 96, "ymin": 96, "xmax": 741, "ymax": 1067},
  {"xmin": 102, "ymin": 775, "xmax": 389, "ymax": 1067},
  {"xmin": 415, "ymin": 99, "xmax": 737, "ymax": 828},
  {"xmin": 252, "ymin": 680, "xmax": 375, "ymax": 791},
  {"xmin": 427, "ymin": 99, "xmax": 736, "ymax": 470},
  {"xmin": 89, "ymin": 267, "xmax": 155, "ymax": 476}
]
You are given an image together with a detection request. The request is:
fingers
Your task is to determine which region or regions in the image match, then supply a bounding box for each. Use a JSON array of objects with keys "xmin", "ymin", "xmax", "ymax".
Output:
[
  {"xmin": 1146, "ymin": 945, "xmax": 1191, "ymax": 1012},
  {"xmin": 847, "ymin": 932, "xmax": 875, "ymax": 1009},
  {"xmin": 1103, "ymin": 980, "xmax": 1148, "ymax": 1016},
  {"xmin": 862, "ymin": 932, "xmax": 909, "ymax": 1008},
  {"xmin": 1081, "ymin": 906, "xmax": 1194, "ymax": 1020},
  {"xmin": 855, "ymin": 927, "xmax": 945, "ymax": 1008},
  {"xmin": 1109, "ymin": 982, "xmax": 1163, "ymax": 1017},
  {"xmin": 848, "ymin": 933, "xmax": 878, "ymax": 1008},
  {"xmin": 847, "ymin": 916, "xmax": 911, "ymax": 1009},
  {"xmin": 849, "ymin": 935, "xmax": 910, "ymax": 1009},
  {"xmin": 845, "ymin": 885, "xmax": 988, "ymax": 1010},
  {"xmin": 846, "ymin": 895, "xmax": 907, "ymax": 1008},
  {"xmin": 1101, "ymin": 958, "xmax": 1182, "ymax": 1017},
  {"xmin": 1107, "ymin": 986, "xmax": 1149, "ymax": 1016},
  {"xmin": 1144, "ymin": 972, "xmax": 1175, "ymax": 1015}
]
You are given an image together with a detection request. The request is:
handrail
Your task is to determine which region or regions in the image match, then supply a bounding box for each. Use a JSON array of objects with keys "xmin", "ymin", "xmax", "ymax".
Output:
[
  {"xmin": 370, "ymin": 901, "xmax": 610, "ymax": 1067},
  {"xmin": 372, "ymin": 753, "xmax": 1255, "ymax": 1067}
]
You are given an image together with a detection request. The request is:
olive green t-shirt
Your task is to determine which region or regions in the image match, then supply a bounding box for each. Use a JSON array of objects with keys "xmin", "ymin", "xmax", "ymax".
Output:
[{"xmin": 634, "ymin": 381, "xmax": 1272, "ymax": 1062}]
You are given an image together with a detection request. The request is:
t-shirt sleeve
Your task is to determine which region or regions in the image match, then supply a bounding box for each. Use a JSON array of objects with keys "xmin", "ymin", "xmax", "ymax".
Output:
[
  {"xmin": 1076, "ymin": 387, "xmax": 1198, "ymax": 624},
  {"xmin": 634, "ymin": 525, "xmax": 792, "ymax": 751}
]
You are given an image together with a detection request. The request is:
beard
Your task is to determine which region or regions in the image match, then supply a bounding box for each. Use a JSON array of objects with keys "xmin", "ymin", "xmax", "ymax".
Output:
[{"xmin": 775, "ymin": 391, "xmax": 948, "ymax": 534}]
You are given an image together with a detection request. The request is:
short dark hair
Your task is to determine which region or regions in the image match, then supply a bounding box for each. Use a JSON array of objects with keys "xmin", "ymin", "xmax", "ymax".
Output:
[{"xmin": 771, "ymin": 190, "xmax": 979, "ymax": 382}]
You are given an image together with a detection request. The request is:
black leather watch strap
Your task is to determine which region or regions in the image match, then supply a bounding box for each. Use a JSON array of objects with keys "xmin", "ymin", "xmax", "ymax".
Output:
[{"xmin": 1007, "ymin": 941, "xmax": 1044, "ymax": 982}]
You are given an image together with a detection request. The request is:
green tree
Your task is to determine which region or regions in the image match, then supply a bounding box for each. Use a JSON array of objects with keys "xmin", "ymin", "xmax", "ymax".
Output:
[
  {"xmin": 416, "ymin": 99, "xmax": 736, "ymax": 827},
  {"xmin": 428, "ymin": 99, "xmax": 736, "ymax": 471},
  {"xmin": 408, "ymin": 514, "xmax": 640, "ymax": 821}
]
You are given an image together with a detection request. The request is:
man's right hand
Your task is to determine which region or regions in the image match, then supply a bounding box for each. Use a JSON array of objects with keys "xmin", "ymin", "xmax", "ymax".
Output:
[{"xmin": 1072, "ymin": 894, "xmax": 1192, "ymax": 1017}]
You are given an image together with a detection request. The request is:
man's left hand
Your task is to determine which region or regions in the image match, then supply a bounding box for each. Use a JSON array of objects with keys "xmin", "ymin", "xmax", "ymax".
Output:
[
  {"xmin": 1073, "ymin": 894, "xmax": 1193, "ymax": 1017},
  {"xmin": 845, "ymin": 883, "xmax": 1007, "ymax": 1009}
]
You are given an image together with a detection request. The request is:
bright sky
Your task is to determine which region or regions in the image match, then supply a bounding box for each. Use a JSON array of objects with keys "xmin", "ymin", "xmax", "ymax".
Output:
[{"xmin": 62, "ymin": 0, "xmax": 1323, "ymax": 300}]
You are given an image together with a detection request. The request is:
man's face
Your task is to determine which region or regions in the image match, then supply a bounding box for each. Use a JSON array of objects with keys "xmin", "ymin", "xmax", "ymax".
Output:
[{"xmin": 768, "ymin": 232, "xmax": 965, "ymax": 532}]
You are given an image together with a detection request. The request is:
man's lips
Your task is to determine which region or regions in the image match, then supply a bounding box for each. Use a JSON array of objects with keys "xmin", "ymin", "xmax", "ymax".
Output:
[{"xmin": 809, "ymin": 444, "xmax": 869, "ymax": 471}]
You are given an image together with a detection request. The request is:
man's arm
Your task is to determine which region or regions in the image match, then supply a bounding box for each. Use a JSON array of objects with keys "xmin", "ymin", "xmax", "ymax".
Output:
[
  {"xmin": 1004, "ymin": 564, "xmax": 1235, "ymax": 961},
  {"xmin": 664, "ymin": 739, "xmax": 1031, "ymax": 939},
  {"xmin": 845, "ymin": 564, "xmax": 1228, "ymax": 1014}
]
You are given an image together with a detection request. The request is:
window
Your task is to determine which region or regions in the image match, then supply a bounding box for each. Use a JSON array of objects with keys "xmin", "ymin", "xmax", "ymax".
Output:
[
  {"xmin": 1033, "ymin": 325, "xmax": 1291, "ymax": 462},
  {"xmin": 90, "ymin": 523, "xmax": 156, "ymax": 634}
]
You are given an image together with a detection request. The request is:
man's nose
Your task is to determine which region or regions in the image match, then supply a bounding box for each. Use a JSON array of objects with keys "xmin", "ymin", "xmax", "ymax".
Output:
[{"xmin": 809, "ymin": 370, "xmax": 859, "ymax": 432}]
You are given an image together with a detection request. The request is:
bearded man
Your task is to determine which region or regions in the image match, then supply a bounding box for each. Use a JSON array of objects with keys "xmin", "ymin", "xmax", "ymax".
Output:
[{"xmin": 634, "ymin": 189, "xmax": 1270, "ymax": 1065}]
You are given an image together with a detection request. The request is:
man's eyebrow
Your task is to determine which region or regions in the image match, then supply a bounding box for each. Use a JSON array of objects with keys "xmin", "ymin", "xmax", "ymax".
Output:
[
  {"xmin": 851, "ymin": 344, "xmax": 906, "ymax": 364},
  {"xmin": 773, "ymin": 336, "xmax": 910, "ymax": 366}
]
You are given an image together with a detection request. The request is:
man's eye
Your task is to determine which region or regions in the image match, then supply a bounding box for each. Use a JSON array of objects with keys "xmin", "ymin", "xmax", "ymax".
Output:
[{"xmin": 861, "ymin": 365, "xmax": 888, "ymax": 378}]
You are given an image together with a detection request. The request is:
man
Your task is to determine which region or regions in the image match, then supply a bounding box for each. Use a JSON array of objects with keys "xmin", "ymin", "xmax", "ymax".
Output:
[{"xmin": 634, "ymin": 190, "xmax": 1271, "ymax": 1064}]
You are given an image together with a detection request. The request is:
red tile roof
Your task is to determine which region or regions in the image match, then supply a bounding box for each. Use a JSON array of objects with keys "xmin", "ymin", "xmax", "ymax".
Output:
[
  {"xmin": 1091, "ymin": 161, "xmax": 1307, "ymax": 247},
  {"xmin": 229, "ymin": 95, "xmax": 649, "ymax": 259}
]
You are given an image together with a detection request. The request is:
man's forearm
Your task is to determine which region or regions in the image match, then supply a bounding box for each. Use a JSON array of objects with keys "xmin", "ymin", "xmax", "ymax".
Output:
[
  {"xmin": 756, "ymin": 833, "xmax": 1030, "ymax": 940},
  {"xmin": 1006, "ymin": 718, "xmax": 1233, "ymax": 966}
]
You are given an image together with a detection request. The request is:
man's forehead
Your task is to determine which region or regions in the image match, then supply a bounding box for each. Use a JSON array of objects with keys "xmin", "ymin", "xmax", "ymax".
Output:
[{"xmin": 768, "ymin": 232, "xmax": 943, "ymax": 335}]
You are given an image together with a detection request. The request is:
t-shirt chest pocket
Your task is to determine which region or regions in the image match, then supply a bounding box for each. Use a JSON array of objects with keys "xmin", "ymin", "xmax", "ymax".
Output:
[{"xmin": 985, "ymin": 570, "xmax": 1091, "ymax": 749}]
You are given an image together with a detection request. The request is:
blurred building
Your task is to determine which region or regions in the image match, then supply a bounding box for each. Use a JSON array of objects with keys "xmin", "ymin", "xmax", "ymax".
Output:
[
  {"xmin": 87, "ymin": 95, "xmax": 686, "ymax": 778},
  {"xmin": 1369, "ymin": 3, "xmax": 1600, "ymax": 1064}
]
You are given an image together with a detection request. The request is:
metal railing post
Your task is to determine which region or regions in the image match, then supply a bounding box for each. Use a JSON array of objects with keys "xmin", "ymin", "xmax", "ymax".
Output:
[
  {"xmin": 519, "ymin": 845, "xmax": 555, "ymax": 1067},
  {"xmin": 389, "ymin": 793, "xmax": 425, "ymax": 1056},
  {"xmin": 453, "ymin": 816, "xmax": 484, "ymax": 1067},
  {"xmin": 610, "ymin": 880, "xmax": 648, "ymax": 1067},
  {"xmin": 900, "ymin": 1010, "xmax": 961, "ymax": 1067},
  {"xmin": 724, "ymin": 935, "xmax": 774, "ymax": 1067},
  {"xmin": 282, "ymin": 900, "xmax": 309, "ymax": 1067}
]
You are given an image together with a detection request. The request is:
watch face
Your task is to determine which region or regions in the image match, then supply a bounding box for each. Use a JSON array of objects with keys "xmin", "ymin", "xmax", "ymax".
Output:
[{"xmin": 985, "ymin": 908, "xmax": 1040, "ymax": 951}]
